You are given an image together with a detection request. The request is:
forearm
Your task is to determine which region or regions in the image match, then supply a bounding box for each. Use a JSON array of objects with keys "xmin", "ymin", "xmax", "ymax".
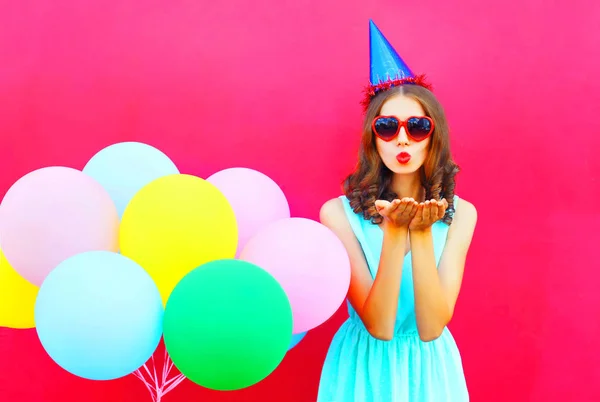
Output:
[
  {"xmin": 362, "ymin": 225, "xmax": 407, "ymax": 340},
  {"xmin": 410, "ymin": 229, "xmax": 451, "ymax": 341}
]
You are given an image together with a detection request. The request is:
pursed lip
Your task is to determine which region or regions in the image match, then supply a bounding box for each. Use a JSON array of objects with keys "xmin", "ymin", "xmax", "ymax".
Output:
[{"xmin": 396, "ymin": 152, "xmax": 411, "ymax": 164}]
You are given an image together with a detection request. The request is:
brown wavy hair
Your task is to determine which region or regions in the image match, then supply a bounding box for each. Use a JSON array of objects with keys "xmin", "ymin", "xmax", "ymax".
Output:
[{"xmin": 343, "ymin": 84, "xmax": 459, "ymax": 225}]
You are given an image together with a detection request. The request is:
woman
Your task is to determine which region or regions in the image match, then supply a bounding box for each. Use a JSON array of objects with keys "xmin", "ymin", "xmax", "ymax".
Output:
[{"xmin": 317, "ymin": 21, "xmax": 477, "ymax": 401}]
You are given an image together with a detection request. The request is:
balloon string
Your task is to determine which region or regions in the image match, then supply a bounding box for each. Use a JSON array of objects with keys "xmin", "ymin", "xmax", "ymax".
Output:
[
  {"xmin": 163, "ymin": 373, "xmax": 185, "ymax": 390},
  {"xmin": 134, "ymin": 369, "xmax": 157, "ymax": 402},
  {"xmin": 133, "ymin": 352, "xmax": 185, "ymax": 402},
  {"xmin": 163, "ymin": 374, "xmax": 186, "ymax": 394},
  {"xmin": 133, "ymin": 370, "xmax": 158, "ymax": 402},
  {"xmin": 162, "ymin": 348, "xmax": 169, "ymax": 385},
  {"xmin": 151, "ymin": 355, "xmax": 160, "ymax": 391},
  {"xmin": 142, "ymin": 362, "xmax": 155, "ymax": 381}
]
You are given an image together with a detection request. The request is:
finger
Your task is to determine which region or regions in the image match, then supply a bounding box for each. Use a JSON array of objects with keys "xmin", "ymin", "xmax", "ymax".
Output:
[
  {"xmin": 431, "ymin": 201, "xmax": 440, "ymax": 221},
  {"xmin": 405, "ymin": 200, "xmax": 418, "ymax": 217},
  {"xmin": 395, "ymin": 198, "xmax": 410, "ymax": 215},
  {"xmin": 410, "ymin": 201, "xmax": 420, "ymax": 217},
  {"xmin": 398, "ymin": 197, "xmax": 413, "ymax": 212},
  {"xmin": 423, "ymin": 200, "xmax": 431, "ymax": 221},
  {"xmin": 437, "ymin": 200, "xmax": 446, "ymax": 219},
  {"xmin": 391, "ymin": 198, "xmax": 403, "ymax": 210},
  {"xmin": 381, "ymin": 199, "xmax": 401, "ymax": 217},
  {"xmin": 414, "ymin": 202, "xmax": 424, "ymax": 221},
  {"xmin": 375, "ymin": 200, "xmax": 390, "ymax": 213}
]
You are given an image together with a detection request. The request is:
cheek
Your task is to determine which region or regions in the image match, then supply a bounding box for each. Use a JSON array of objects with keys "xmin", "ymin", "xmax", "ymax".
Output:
[
  {"xmin": 375, "ymin": 140, "xmax": 396, "ymax": 161},
  {"xmin": 415, "ymin": 139, "xmax": 431, "ymax": 159},
  {"xmin": 375, "ymin": 138, "xmax": 387, "ymax": 156}
]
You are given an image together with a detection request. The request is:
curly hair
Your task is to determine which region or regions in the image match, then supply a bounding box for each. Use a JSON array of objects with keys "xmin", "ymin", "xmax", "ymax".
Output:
[{"xmin": 343, "ymin": 84, "xmax": 460, "ymax": 225}]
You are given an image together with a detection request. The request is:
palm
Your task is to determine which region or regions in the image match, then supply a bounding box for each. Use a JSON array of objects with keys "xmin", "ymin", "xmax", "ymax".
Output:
[
  {"xmin": 409, "ymin": 199, "xmax": 448, "ymax": 231},
  {"xmin": 375, "ymin": 198, "xmax": 419, "ymax": 228}
]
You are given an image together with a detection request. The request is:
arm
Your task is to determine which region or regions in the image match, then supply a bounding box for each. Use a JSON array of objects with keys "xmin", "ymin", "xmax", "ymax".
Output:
[
  {"xmin": 410, "ymin": 199, "xmax": 478, "ymax": 342},
  {"xmin": 320, "ymin": 198, "xmax": 412, "ymax": 341},
  {"xmin": 363, "ymin": 224, "xmax": 408, "ymax": 340}
]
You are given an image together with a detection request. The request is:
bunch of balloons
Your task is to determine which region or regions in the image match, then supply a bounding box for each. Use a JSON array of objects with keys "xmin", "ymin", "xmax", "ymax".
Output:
[{"xmin": 0, "ymin": 141, "xmax": 351, "ymax": 394}]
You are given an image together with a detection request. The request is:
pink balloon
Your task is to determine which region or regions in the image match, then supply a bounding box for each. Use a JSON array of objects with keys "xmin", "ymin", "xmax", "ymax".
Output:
[
  {"xmin": 207, "ymin": 168, "xmax": 290, "ymax": 256},
  {"xmin": 239, "ymin": 217, "xmax": 351, "ymax": 333},
  {"xmin": 0, "ymin": 167, "xmax": 119, "ymax": 286}
]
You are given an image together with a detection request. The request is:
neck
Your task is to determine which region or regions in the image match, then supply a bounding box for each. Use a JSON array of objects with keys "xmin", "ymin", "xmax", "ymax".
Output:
[{"xmin": 390, "ymin": 171, "xmax": 424, "ymax": 201}]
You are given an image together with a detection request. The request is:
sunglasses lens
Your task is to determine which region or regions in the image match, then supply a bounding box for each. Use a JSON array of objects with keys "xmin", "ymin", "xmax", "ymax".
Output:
[
  {"xmin": 374, "ymin": 117, "xmax": 399, "ymax": 140},
  {"xmin": 407, "ymin": 117, "xmax": 433, "ymax": 140}
]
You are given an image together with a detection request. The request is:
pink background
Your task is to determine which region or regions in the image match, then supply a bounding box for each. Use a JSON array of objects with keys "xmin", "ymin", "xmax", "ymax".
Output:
[{"xmin": 1, "ymin": 0, "xmax": 599, "ymax": 401}]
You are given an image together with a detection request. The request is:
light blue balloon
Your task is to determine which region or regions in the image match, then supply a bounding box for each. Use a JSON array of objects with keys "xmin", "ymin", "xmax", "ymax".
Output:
[
  {"xmin": 34, "ymin": 251, "xmax": 164, "ymax": 381},
  {"xmin": 289, "ymin": 331, "xmax": 307, "ymax": 350},
  {"xmin": 83, "ymin": 142, "xmax": 179, "ymax": 218}
]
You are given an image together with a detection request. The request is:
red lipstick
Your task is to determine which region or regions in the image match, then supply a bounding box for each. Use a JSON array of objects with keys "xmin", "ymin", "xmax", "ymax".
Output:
[{"xmin": 396, "ymin": 152, "xmax": 411, "ymax": 164}]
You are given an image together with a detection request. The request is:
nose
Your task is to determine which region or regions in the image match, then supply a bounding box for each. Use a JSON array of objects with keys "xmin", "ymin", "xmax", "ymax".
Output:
[{"xmin": 396, "ymin": 126, "xmax": 410, "ymax": 146}]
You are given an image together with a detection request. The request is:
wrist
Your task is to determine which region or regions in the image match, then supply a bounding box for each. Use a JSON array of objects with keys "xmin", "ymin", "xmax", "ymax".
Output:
[
  {"xmin": 410, "ymin": 227, "xmax": 432, "ymax": 237},
  {"xmin": 382, "ymin": 221, "xmax": 408, "ymax": 238}
]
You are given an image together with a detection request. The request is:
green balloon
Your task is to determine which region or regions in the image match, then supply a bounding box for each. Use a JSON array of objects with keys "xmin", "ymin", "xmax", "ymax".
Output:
[{"xmin": 163, "ymin": 259, "xmax": 293, "ymax": 391}]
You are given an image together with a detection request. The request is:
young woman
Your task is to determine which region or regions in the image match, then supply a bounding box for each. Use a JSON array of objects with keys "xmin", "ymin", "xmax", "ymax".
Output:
[{"xmin": 317, "ymin": 21, "xmax": 477, "ymax": 401}]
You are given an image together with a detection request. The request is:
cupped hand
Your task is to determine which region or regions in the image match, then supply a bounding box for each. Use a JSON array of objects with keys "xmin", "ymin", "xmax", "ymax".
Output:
[
  {"xmin": 409, "ymin": 199, "xmax": 448, "ymax": 232},
  {"xmin": 375, "ymin": 197, "xmax": 419, "ymax": 229}
]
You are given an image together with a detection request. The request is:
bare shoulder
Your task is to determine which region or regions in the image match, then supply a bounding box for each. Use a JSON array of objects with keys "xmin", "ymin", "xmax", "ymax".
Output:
[
  {"xmin": 319, "ymin": 197, "xmax": 347, "ymax": 228},
  {"xmin": 447, "ymin": 197, "xmax": 477, "ymax": 245},
  {"xmin": 319, "ymin": 197, "xmax": 364, "ymax": 255},
  {"xmin": 454, "ymin": 197, "xmax": 477, "ymax": 227}
]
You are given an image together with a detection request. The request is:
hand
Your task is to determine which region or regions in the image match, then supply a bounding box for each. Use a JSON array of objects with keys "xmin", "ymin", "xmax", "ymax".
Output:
[
  {"xmin": 375, "ymin": 198, "xmax": 419, "ymax": 229},
  {"xmin": 409, "ymin": 199, "xmax": 448, "ymax": 232}
]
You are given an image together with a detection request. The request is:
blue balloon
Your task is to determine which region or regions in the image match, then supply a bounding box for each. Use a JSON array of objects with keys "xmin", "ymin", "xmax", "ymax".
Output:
[
  {"xmin": 289, "ymin": 331, "xmax": 307, "ymax": 350},
  {"xmin": 34, "ymin": 251, "xmax": 163, "ymax": 380},
  {"xmin": 83, "ymin": 142, "xmax": 179, "ymax": 218}
]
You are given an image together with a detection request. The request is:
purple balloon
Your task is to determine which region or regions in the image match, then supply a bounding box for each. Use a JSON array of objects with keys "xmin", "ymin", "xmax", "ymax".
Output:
[
  {"xmin": 239, "ymin": 218, "xmax": 351, "ymax": 334},
  {"xmin": 0, "ymin": 167, "xmax": 119, "ymax": 286},
  {"xmin": 207, "ymin": 168, "xmax": 290, "ymax": 256}
]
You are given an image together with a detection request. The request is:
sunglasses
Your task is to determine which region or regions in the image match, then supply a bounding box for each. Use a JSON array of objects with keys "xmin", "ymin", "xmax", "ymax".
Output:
[{"xmin": 372, "ymin": 115, "xmax": 435, "ymax": 142}]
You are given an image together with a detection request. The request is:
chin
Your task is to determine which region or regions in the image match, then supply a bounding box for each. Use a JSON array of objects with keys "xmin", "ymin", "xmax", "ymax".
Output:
[{"xmin": 386, "ymin": 161, "xmax": 421, "ymax": 175}]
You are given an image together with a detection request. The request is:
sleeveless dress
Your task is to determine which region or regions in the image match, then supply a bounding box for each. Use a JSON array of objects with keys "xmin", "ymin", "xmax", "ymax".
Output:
[{"xmin": 317, "ymin": 195, "xmax": 469, "ymax": 402}]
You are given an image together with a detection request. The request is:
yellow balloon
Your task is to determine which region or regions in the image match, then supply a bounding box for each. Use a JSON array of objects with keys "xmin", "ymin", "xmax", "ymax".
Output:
[
  {"xmin": 0, "ymin": 247, "xmax": 39, "ymax": 329},
  {"xmin": 120, "ymin": 174, "xmax": 238, "ymax": 304}
]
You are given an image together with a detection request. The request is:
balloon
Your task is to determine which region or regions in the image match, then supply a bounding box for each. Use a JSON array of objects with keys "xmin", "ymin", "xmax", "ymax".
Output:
[
  {"xmin": 289, "ymin": 332, "xmax": 307, "ymax": 350},
  {"xmin": 83, "ymin": 142, "xmax": 179, "ymax": 218},
  {"xmin": 0, "ymin": 166, "xmax": 119, "ymax": 286},
  {"xmin": 206, "ymin": 168, "xmax": 290, "ymax": 256},
  {"xmin": 0, "ymin": 247, "xmax": 38, "ymax": 329},
  {"xmin": 240, "ymin": 218, "xmax": 351, "ymax": 334},
  {"xmin": 163, "ymin": 259, "xmax": 292, "ymax": 391},
  {"xmin": 119, "ymin": 174, "xmax": 237, "ymax": 303},
  {"xmin": 34, "ymin": 251, "xmax": 163, "ymax": 381}
]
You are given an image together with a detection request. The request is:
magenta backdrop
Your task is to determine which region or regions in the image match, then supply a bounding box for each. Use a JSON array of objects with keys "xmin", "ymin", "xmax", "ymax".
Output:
[{"xmin": 1, "ymin": 1, "xmax": 599, "ymax": 401}]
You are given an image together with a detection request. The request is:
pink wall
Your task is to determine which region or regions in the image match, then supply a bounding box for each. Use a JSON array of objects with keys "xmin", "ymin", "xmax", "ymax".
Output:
[{"xmin": 1, "ymin": 0, "xmax": 599, "ymax": 401}]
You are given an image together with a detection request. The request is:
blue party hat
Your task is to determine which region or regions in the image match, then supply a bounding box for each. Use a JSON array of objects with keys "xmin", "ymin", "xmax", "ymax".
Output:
[
  {"xmin": 363, "ymin": 20, "xmax": 431, "ymax": 111},
  {"xmin": 369, "ymin": 19, "xmax": 414, "ymax": 84}
]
